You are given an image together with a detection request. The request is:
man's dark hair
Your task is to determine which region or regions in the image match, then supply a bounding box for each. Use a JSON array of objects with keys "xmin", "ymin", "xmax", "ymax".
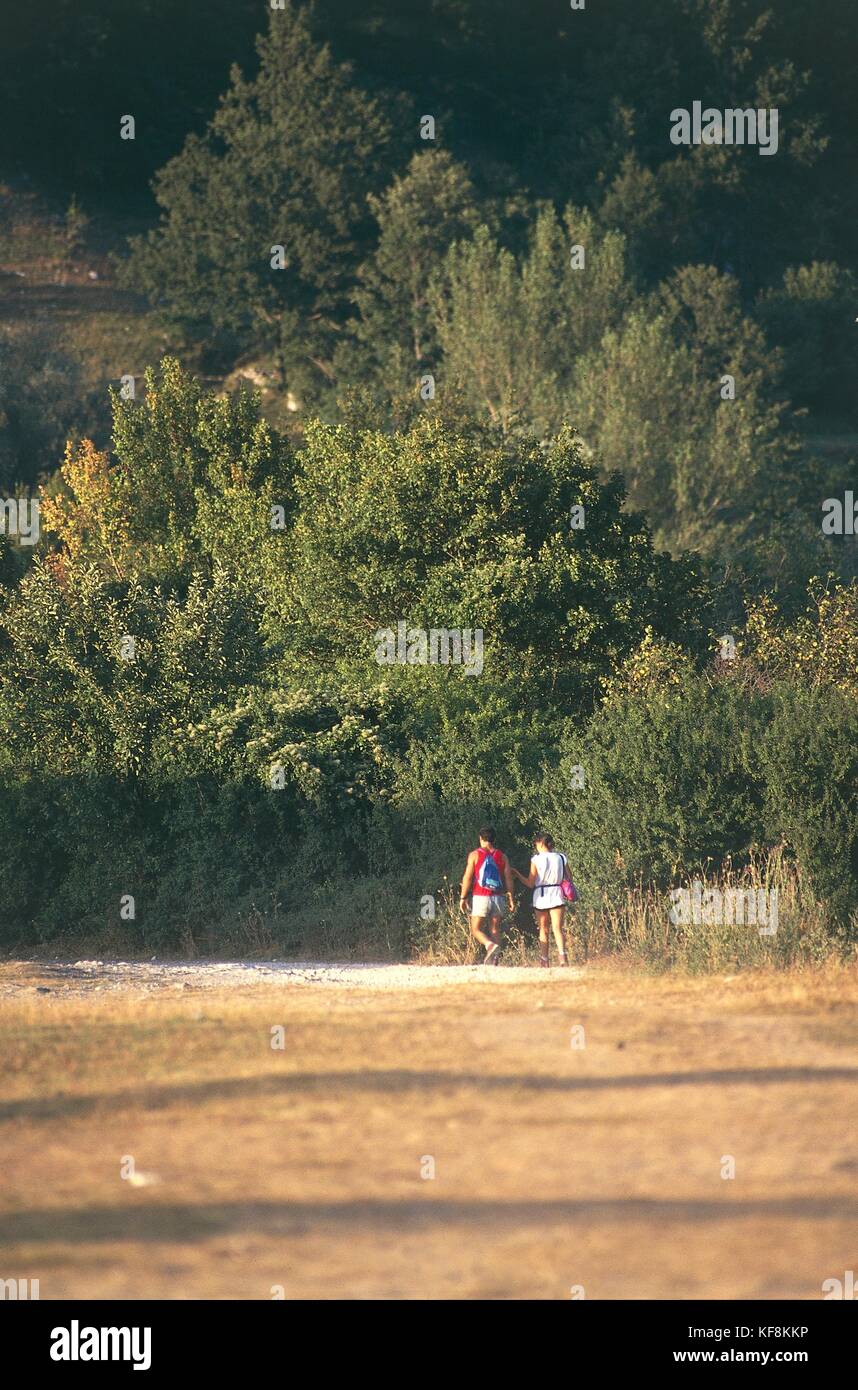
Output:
[{"xmin": 478, "ymin": 824, "xmax": 496, "ymax": 845}]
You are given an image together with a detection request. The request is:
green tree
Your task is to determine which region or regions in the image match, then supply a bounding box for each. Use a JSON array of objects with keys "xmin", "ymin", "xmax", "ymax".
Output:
[
  {"xmin": 0, "ymin": 561, "xmax": 265, "ymax": 777},
  {"xmin": 587, "ymin": 1, "xmax": 832, "ymax": 288},
  {"xmin": 117, "ymin": 4, "xmax": 401, "ymax": 405},
  {"xmin": 284, "ymin": 415, "xmax": 714, "ymax": 709},
  {"xmin": 41, "ymin": 357, "xmax": 294, "ymax": 587},
  {"xmin": 429, "ymin": 206, "xmax": 631, "ymax": 434},
  {"xmin": 335, "ymin": 150, "xmax": 482, "ymax": 395},
  {"xmin": 573, "ymin": 266, "xmax": 797, "ymax": 555}
]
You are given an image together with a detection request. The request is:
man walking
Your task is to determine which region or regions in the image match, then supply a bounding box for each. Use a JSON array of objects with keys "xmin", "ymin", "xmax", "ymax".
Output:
[{"xmin": 459, "ymin": 825, "xmax": 515, "ymax": 964}]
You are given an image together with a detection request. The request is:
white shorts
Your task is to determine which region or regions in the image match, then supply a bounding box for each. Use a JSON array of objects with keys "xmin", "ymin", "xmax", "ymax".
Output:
[
  {"xmin": 533, "ymin": 886, "xmax": 566, "ymax": 911},
  {"xmin": 471, "ymin": 893, "xmax": 507, "ymax": 919}
]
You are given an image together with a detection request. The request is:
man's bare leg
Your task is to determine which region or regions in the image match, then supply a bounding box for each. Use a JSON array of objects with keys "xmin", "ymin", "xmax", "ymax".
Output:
[{"xmin": 470, "ymin": 916, "xmax": 495, "ymax": 950}]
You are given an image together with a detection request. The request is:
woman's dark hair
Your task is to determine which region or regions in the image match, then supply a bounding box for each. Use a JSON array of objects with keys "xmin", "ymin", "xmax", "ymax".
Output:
[{"xmin": 535, "ymin": 832, "xmax": 555, "ymax": 851}]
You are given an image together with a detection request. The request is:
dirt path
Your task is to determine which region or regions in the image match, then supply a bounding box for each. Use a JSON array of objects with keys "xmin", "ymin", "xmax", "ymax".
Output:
[
  {"xmin": 1, "ymin": 958, "xmax": 856, "ymax": 1299},
  {"xmin": 0, "ymin": 958, "xmax": 581, "ymax": 997}
]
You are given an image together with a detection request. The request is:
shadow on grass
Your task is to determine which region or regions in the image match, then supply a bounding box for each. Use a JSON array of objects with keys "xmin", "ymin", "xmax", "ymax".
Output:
[
  {"xmin": 2, "ymin": 1194, "xmax": 858, "ymax": 1246},
  {"xmin": 2, "ymin": 1066, "xmax": 857, "ymax": 1122}
]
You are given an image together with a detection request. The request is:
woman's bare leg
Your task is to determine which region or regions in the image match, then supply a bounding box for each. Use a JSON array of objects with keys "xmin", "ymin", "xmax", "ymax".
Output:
[
  {"xmin": 550, "ymin": 907, "xmax": 567, "ymax": 961},
  {"xmin": 535, "ymin": 910, "xmax": 550, "ymax": 964}
]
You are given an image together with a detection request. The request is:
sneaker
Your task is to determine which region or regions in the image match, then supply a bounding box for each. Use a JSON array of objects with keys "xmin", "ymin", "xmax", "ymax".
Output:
[
  {"xmin": 538, "ymin": 955, "xmax": 550, "ymax": 968},
  {"xmin": 557, "ymin": 953, "xmax": 569, "ymax": 967},
  {"xmin": 484, "ymin": 942, "xmax": 501, "ymax": 966}
]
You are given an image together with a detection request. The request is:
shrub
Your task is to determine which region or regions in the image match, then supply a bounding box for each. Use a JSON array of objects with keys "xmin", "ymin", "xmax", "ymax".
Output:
[
  {"xmin": 535, "ymin": 673, "xmax": 768, "ymax": 903},
  {"xmin": 761, "ymin": 684, "xmax": 858, "ymax": 926}
]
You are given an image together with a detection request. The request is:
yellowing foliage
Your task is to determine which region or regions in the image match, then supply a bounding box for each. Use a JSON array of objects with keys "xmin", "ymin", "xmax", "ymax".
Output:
[
  {"xmin": 745, "ymin": 581, "xmax": 858, "ymax": 698},
  {"xmin": 40, "ymin": 439, "xmax": 131, "ymax": 580},
  {"xmin": 600, "ymin": 627, "xmax": 692, "ymax": 705}
]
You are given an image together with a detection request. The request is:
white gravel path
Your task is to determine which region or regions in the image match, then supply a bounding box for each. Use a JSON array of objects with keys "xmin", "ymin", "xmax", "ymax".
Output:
[{"xmin": 2, "ymin": 959, "xmax": 583, "ymax": 996}]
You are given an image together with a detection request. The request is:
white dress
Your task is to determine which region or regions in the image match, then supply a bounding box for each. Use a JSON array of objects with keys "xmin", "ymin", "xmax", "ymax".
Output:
[{"xmin": 532, "ymin": 851, "xmax": 566, "ymax": 910}]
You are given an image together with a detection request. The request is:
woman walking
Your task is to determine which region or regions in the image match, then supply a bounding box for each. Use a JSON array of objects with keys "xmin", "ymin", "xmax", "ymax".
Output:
[{"xmin": 512, "ymin": 832, "xmax": 572, "ymax": 968}]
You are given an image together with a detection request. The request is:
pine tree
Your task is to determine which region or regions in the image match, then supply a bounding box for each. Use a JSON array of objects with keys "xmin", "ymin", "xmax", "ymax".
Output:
[
  {"xmin": 118, "ymin": 3, "xmax": 402, "ymax": 405},
  {"xmin": 335, "ymin": 150, "xmax": 481, "ymax": 395}
]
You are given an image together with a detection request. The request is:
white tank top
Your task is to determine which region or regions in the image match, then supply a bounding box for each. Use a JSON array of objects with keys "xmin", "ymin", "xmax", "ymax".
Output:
[{"xmin": 532, "ymin": 851, "xmax": 566, "ymax": 907}]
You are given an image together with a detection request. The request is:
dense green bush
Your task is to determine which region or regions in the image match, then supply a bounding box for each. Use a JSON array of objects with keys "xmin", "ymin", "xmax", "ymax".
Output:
[
  {"xmin": 534, "ymin": 672, "xmax": 769, "ymax": 903},
  {"xmin": 761, "ymin": 684, "xmax": 858, "ymax": 924},
  {"xmin": 528, "ymin": 641, "xmax": 858, "ymax": 940}
]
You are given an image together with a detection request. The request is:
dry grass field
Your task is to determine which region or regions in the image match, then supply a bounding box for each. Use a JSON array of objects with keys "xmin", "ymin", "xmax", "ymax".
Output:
[{"xmin": 1, "ymin": 958, "xmax": 857, "ymax": 1300}]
